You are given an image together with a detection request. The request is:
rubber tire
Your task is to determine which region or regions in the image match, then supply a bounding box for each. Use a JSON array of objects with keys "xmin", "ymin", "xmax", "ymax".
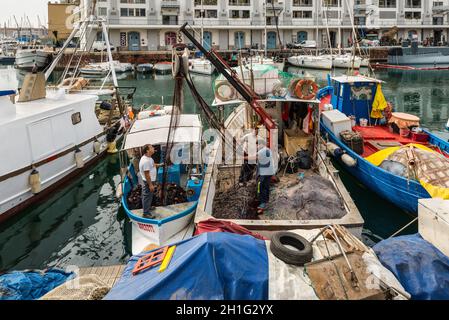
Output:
[{"xmin": 270, "ymin": 232, "xmax": 313, "ymax": 266}]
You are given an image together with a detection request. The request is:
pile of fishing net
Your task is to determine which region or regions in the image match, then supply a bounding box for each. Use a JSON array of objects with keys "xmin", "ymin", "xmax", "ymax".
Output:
[
  {"xmin": 213, "ymin": 181, "xmax": 259, "ymax": 220},
  {"xmin": 370, "ymin": 144, "xmax": 449, "ymax": 199},
  {"xmin": 126, "ymin": 183, "xmax": 188, "ymax": 210},
  {"xmin": 39, "ymin": 275, "xmax": 110, "ymax": 301},
  {"xmin": 264, "ymin": 174, "xmax": 347, "ymax": 220}
]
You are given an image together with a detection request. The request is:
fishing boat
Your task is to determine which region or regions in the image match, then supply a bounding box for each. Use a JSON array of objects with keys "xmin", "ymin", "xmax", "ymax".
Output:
[
  {"xmin": 0, "ymin": 12, "xmax": 130, "ymax": 223},
  {"xmin": 118, "ymin": 110, "xmax": 204, "ymax": 254},
  {"xmin": 79, "ymin": 61, "xmax": 133, "ymax": 76},
  {"xmin": 319, "ymin": 75, "xmax": 449, "ymax": 214},
  {"xmin": 14, "ymin": 45, "xmax": 53, "ymax": 71},
  {"xmin": 388, "ymin": 45, "xmax": 449, "ymax": 66},
  {"xmin": 136, "ymin": 63, "xmax": 153, "ymax": 73},
  {"xmin": 189, "ymin": 58, "xmax": 215, "ymax": 75},
  {"xmin": 323, "ymin": 54, "xmax": 362, "ymax": 69},
  {"xmin": 287, "ymin": 55, "xmax": 333, "ymax": 70},
  {"xmin": 154, "ymin": 61, "xmax": 172, "ymax": 75}
]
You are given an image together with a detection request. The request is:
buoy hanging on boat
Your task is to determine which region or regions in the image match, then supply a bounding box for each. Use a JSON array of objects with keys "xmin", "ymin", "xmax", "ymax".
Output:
[
  {"xmin": 294, "ymin": 79, "xmax": 318, "ymax": 100},
  {"xmin": 215, "ymin": 81, "xmax": 236, "ymax": 101},
  {"xmin": 75, "ymin": 147, "xmax": 84, "ymax": 168},
  {"xmin": 29, "ymin": 169, "xmax": 41, "ymax": 194},
  {"xmin": 93, "ymin": 139, "xmax": 101, "ymax": 154},
  {"xmin": 326, "ymin": 142, "xmax": 357, "ymax": 167},
  {"xmin": 107, "ymin": 141, "xmax": 118, "ymax": 154}
]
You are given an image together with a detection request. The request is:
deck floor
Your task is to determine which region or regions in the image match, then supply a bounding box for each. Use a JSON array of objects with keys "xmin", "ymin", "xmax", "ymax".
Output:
[{"xmin": 78, "ymin": 265, "xmax": 126, "ymax": 287}]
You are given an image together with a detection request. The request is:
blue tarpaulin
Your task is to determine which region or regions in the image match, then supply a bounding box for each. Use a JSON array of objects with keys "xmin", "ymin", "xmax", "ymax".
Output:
[
  {"xmin": 374, "ymin": 234, "xmax": 449, "ymax": 300},
  {"xmin": 104, "ymin": 232, "xmax": 269, "ymax": 300},
  {"xmin": 0, "ymin": 269, "xmax": 74, "ymax": 300}
]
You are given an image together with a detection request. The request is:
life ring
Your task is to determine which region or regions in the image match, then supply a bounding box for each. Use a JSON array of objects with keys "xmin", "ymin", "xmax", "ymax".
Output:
[
  {"xmin": 215, "ymin": 81, "xmax": 236, "ymax": 101},
  {"xmin": 294, "ymin": 79, "xmax": 318, "ymax": 100}
]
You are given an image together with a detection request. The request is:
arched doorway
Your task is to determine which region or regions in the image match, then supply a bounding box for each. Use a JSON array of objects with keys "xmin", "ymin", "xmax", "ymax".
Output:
[
  {"xmin": 203, "ymin": 31, "xmax": 212, "ymax": 50},
  {"xmin": 235, "ymin": 31, "xmax": 245, "ymax": 49},
  {"xmin": 165, "ymin": 32, "xmax": 177, "ymax": 48},
  {"xmin": 297, "ymin": 31, "xmax": 308, "ymax": 43},
  {"xmin": 128, "ymin": 32, "xmax": 140, "ymax": 51},
  {"xmin": 267, "ymin": 31, "xmax": 277, "ymax": 49}
]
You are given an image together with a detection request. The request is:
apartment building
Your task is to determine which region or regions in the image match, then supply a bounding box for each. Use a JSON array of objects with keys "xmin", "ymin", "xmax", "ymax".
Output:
[{"xmin": 77, "ymin": 0, "xmax": 449, "ymax": 51}]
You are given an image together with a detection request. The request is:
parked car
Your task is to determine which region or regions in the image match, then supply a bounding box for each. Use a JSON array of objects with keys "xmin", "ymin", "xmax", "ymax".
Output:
[
  {"xmin": 92, "ymin": 41, "xmax": 116, "ymax": 52},
  {"xmin": 287, "ymin": 40, "xmax": 317, "ymax": 49}
]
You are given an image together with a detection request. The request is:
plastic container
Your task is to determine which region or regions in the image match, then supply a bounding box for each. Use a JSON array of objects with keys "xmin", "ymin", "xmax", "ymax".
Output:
[
  {"xmin": 321, "ymin": 110, "xmax": 352, "ymax": 141},
  {"xmin": 360, "ymin": 118, "xmax": 368, "ymax": 127}
]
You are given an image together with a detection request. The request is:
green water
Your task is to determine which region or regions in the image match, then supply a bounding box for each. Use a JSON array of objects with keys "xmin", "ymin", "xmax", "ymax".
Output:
[{"xmin": 0, "ymin": 65, "xmax": 448, "ymax": 272}]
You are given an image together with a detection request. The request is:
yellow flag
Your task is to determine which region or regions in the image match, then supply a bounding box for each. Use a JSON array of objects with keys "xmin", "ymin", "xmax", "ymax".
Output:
[{"xmin": 371, "ymin": 84, "xmax": 388, "ymax": 119}]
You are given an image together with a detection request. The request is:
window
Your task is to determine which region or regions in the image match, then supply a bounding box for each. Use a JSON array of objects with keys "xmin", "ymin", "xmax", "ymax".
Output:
[
  {"xmin": 405, "ymin": 11, "xmax": 421, "ymax": 19},
  {"xmin": 72, "ymin": 112, "xmax": 82, "ymax": 125},
  {"xmin": 230, "ymin": 10, "xmax": 250, "ymax": 18},
  {"xmin": 293, "ymin": 11, "xmax": 312, "ymax": 18},
  {"xmin": 120, "ymin": 0, "xmax": 146, "ymax": 3},
  {"xmin": 98, "ymin": 7, "xmax": 107, "ymax": 16},
  {"xmin": 195, "ymin": 10, "xmax": 218, "ymax": 18},
  {"xmin": 120, "ymin": 8, "xmax": 146, "ymax": 17},
  {"xmin": 379, "ymin": 0, "xmax": 396, "ymax": 8}
]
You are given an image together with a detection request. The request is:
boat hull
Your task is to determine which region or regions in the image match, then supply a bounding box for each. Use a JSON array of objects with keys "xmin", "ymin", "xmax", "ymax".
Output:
[
  {"xmin": 288, "ymin": 56, "xmax": 333, "ymax": 70},
  {"xmin": 388, "ymin": 53, "xmax": 449, "ymax": 65},
  {"xmin": 321, "ymin": 123, "xmax": 430, "ymax": 214},
  {"xmin": 15, "ymin": 50, "xmax": 51, "ymax": 70}
]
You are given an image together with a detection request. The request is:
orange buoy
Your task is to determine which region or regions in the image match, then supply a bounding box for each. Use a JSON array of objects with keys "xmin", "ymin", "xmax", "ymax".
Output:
[{"xmin": 294, "ymin": 79, "xmax": 318, "ymax": 100}]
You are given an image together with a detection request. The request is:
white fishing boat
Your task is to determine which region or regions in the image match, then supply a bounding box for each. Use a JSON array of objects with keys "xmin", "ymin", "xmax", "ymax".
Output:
[
  {"xmin": 119, "ymin": 111, "xmax": 204, "ymax": 254},
  {"xmin": 136, "ymin": 63, "xmax": 153, "ymax": 73},
  {"xmin": 80, "ymin": 61, "xmax": 133, "ymax": 76},
  {"xmin": 154, "ymin": 61, "xmax": 173, "ymax": 74},
  {"xmin": 0, "ymin": 12, "xmax": 130, "ymax": 223},
  {"xmin": 287, "ymin": 55, "xmax": 333, "ymax": 70},
  {"xmin": 189, "ymin": 58, "xmax": 215, "ymax": 75},
  {"xmin": 14, "ymin": 45, "xmax": 53, "ymax": 70},
  {"xmin": 195, "ymin": 95, "xmax": 364, "ymax": 237}
]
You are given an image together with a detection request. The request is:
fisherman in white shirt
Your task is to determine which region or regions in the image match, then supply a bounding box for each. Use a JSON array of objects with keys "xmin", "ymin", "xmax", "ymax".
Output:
[{"xmin": 139, "ymin": 144, "xmax": 162, "ymax": 218}]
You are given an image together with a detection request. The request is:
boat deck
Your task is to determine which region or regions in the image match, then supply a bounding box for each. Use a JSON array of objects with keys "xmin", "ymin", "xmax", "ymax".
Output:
[
  {"xmin": 353, "ymin": 125, "xmax": 449, "ymax": 158},
  {"xmin": 78, "ymin": 265, "xmax": 126, "ymax": 287},
  {"xmin": 131, "ymin": 201, "xmax": 197, "ymax": 220}
]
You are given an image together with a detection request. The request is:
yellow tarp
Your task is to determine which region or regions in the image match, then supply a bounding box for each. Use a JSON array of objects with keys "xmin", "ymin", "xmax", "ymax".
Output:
[
  {"xmin": 365, "ymin": 143, "xmax": 436, "ymax": 166},
  {"xmin": 371, "ymin": 84, "xmax": 388, "ymax": 119},
  {"xmin": 366, "ymin": 144, "xmax": 449, "ymax": 199}
]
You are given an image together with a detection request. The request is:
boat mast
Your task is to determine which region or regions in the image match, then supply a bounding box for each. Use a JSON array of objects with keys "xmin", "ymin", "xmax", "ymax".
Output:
[
  {"xmin": 264, "ymin": 1, "xmax": 267, "ymax": 57},
  {"xmin": 343, "ymin": 0, "xmax": 358, "ymax": 74},
  {"xmin": 201, "ymin": 0, "xmax": 204, "ymax": 50}
]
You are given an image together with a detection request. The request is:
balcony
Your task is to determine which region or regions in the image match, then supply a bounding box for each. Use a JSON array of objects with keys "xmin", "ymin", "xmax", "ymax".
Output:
[{"xmin": 161, "ymin": 1, "xmax": 180, "ymax": 8}]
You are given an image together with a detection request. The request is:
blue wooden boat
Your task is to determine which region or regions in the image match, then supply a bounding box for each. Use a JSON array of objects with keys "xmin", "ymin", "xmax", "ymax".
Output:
[{"xmin": 319, "ymin": 75, "xmax": 449, "ymax": 214}]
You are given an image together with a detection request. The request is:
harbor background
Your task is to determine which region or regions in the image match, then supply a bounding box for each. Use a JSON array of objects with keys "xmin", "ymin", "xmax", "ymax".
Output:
[{"xmin": 1, "ymin": 64, "xmax": 448, "ymax": 272}]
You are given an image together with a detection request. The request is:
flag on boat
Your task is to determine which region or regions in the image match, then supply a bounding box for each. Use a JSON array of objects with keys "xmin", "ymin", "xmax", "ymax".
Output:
[{"xmin": 370, "ymin": 84, "xmax": 388, "ymax": 119}]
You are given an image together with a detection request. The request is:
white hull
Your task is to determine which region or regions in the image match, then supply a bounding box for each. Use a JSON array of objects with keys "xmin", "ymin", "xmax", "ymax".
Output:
[
  {"xmin": 130, "ymin": 211, "xmax": 196, "ymax": 254},
  {"xmin": 288, "ymin": 55, "xmax": 333, "ymax": 70},
  {"xmin": 15, "ymin": 50, "xmax": 51, "ymax": 70},
  {"xmin": 154, "ymin": 63, "xmax": 172, "ymax": 74},
  {"xmin": 80, "ymin": 61, "xmax": 133, "ymax": 75},
  {"xmin": 189, "ymin": 59, "xmax": 215, "ymax": 75},
  {"xmin": 325, "ymin": 55, "xmax": 362, "ymax": 69},
  {"xmin": 0, "ymin": 91, "xmax": 110, "ymax": 220}
]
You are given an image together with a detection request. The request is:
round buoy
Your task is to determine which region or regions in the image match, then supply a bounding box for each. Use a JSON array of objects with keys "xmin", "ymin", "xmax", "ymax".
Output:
[
  {"xmin": 215, "ymin": 81, "xmax": 236, "ymax": 101},
  {"xmin": 75, "ymin": 147, "xmax": 84, "ymax": 168},
  {"xmin": 29, "ymin": 169, "xmax": 41, "ymax": 194}
]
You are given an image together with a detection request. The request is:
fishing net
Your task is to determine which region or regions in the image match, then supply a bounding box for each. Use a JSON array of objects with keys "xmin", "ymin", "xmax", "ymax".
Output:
[{"xmin": 39, "ymin": 275, "xmax": 110, "ymax": 301}]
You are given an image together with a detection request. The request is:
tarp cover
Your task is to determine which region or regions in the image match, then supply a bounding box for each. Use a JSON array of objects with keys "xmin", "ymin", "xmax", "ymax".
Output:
[
  {"xmin": 0, "ymin": 269, "xmax": 74, "ymax": 300},
  {"xmin": 373, "ymin": 233, "xmax": 449, "ymax": 300},
  {"xmin": 104, "ymin": 232, "xmax": 268, "ymax": 300}
]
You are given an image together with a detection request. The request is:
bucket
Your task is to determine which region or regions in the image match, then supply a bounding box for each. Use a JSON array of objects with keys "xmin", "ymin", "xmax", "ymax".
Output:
[{"xmin": 360, "ymin": 118, "xmax": 368, "ymax": 127}]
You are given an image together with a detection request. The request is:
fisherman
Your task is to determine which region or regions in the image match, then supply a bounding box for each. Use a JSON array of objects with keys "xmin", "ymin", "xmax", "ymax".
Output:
[
  {"xmin": 244, "ymin": 140, "xmax": 276, "ymax": 214},
  {"xmin": 238, "ymin": 127, "xmax": 259, "ymax": 186},
  {"xmin": 139, "ymin": 144, "xmax": 162, "ymax": 218}
]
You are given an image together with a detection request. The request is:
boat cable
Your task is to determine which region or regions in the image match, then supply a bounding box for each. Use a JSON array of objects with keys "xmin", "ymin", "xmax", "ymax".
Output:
[{"xmin": 388, "ymin": 217, "xmax": 418, "ymax": 239}]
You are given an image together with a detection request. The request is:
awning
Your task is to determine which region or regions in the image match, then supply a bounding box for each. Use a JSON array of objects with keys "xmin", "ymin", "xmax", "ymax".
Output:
[{"xmin": 123, "ymin": 114, "xmax": 203, "ymax": 150}]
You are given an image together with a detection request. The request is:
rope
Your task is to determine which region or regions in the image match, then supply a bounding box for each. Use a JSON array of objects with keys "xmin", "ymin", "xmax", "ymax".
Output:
[{"xmin": 388, "ymin": 217, "xmax": 418, "ymax": 239}]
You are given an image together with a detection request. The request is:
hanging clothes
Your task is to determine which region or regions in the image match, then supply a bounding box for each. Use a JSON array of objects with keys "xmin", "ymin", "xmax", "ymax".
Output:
[{"xmin": 371, "ymin": 84, "xmax": 388, "ymax": 119}]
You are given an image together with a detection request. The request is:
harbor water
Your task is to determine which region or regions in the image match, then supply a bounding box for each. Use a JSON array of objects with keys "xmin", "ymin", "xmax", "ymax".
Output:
[{"xmin": 1, "ymin": 65, "xmax": 448, "ymax": 272}]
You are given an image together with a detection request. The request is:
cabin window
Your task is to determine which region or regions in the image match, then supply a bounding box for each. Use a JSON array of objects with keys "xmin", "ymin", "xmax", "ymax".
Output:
[
  {"xmin": 351, "ymin": 86, "xmax": 373, "ymax": 101},
  {"xmin": 71, "ymin": 112, "xmax": 82, "ymax": 125}
]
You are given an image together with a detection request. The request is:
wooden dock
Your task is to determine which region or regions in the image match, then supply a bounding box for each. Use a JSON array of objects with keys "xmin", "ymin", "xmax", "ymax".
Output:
[{"xmin": 78, "ymin": 265, "xmax": 126, "ymax": 287}]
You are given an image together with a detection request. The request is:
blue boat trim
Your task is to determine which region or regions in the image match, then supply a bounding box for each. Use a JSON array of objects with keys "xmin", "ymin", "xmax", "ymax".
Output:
[{"xmin": 0, "ymin": 90, "xmax": 16, "ymax": 97}]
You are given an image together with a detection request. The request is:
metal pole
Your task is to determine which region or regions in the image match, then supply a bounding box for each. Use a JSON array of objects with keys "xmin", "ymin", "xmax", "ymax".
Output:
[
  {"xmin": 201, "ymin": 0, "xmax": 204, "ymax": 48},
  {"xmin": 264, "ymin": 1, "xmax": 267, "ymax": 57}
]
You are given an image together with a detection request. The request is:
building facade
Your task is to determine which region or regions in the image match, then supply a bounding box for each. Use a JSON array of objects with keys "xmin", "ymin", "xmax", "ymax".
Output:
[{"xmin": 78, "ymin": 0, "xmax": 449, "ymax": 51}]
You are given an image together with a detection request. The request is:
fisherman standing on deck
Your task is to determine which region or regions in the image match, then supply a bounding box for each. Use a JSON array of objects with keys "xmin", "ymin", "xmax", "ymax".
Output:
[
  {"xmin": 139, "ymin": 144, "xmax": 162, "ymax": 219},
  {"xmin": 245, "ymin": 140, "xmax": 276, "ymax": 214}
]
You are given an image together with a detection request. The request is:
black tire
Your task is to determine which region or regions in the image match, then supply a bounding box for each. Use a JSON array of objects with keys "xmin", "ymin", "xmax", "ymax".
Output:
[{"xmin": 270, "ymin": 232, "xmax": 313, "ymax": 266}]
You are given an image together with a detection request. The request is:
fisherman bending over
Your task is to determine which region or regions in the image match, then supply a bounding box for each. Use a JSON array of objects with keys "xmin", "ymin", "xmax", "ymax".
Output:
[
  {"xmin": 244, "ymin": 140, "xmax": 276, "ymax": 214},
  {"xmin": 139, "ymin": 144, "xmax": 163, "ymax": 219}
]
